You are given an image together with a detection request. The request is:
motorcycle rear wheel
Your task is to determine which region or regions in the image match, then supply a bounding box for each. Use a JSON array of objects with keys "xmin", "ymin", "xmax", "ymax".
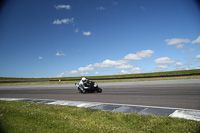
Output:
[{"xmin": 97, "ymin": 88, "xmax": 102, "ymax": 93}]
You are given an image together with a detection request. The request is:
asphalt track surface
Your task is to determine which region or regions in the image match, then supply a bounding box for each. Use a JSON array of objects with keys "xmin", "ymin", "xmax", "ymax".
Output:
[{"xmin": 0, "ymin": 79, "xmax": 200, "ymax": 110}]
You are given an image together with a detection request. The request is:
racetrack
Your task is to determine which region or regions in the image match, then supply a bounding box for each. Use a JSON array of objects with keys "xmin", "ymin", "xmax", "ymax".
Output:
[{"xmin": 0, "ymin": 79, "xmax": 200, "ymax": 110}]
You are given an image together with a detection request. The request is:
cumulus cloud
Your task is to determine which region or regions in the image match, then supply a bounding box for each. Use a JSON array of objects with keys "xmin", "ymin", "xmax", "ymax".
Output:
[
  {"xmin": 55, "ymin": 49, "xmax": 155, "ymax": 77},
  {"xmin": 56, "ymin": 70, "xmax": 79, "ymax": 77},
  {"xmin": 55, "ymin": 72, "xmax": 65, "ymax": 77},
  {"xmin": 124, "ymin": 54, "xmax": 141, "ymax": 60},
  {"xmin": 165, "ymin": 38, "xmax": 190, "ymax": 48},
  {"xmin": 68, "ymin": 70, "xmax": 79, "ymax": 75},
  {"xmin": 192, "ymin": 36, "xmax": 200, "ymax": 44},
  {"xmin": 124, "ymin": 50, "xmax": 154, "ymax": 60},
  {"xmin": 154, "ymin": 65, "xmax": 168, "ymax": 72},
  {"xmin": 38, "ymin": 56, "xmax": 43, "ymax": 60},
  {"xmin": 182, "ymin": 49, "xmax": 195, "ymax": 53},
  {"xmin": 54, "ymin": 5, "xmax": 71, "ymax": 10},
  {"xmin": 175, "ymin": 62, "xmax": 183, "ymax": 66},
  {"xmin": 176, "ymin": 44, "xmax": 184, "ymax": 48},
  {"xmin": 83, "ymin": 31, "xmax": 92, "ymax": 36},
  {"xmin": 80, "ymin": 72, "xmax": 89, "ymax": 75},
  {"xmin": 120, "ymin": 70, "xmax": 131, "ymax": 74},
  {"xmin": 130, "ymin": 67, "xmax": 141, "ymax": 73},
  {"xmin": 115, "ymin": 64, "xmax": 133, "ymax": 69},
  {"xmin": 52, "ymin": 18, "xmax": 74, "ymax": 24},
  {"xmin": 56, "ymin": 51, "xmax": 66, "ymax": 56},
  {"xmin": 157, "ymin": 65, "xmax": 168, "ymax": 69},
  {"xmin": 196, "ymin": 55, "xmax": 200, "ymax": 59},
  {"xmin": 94, "ymin": 59, "xmax": 127, "ymax": 68},
  {"xmin": 120, "ymin": 67, "xmax": 141, "ymax": 74},
  {"xmin": 154, "ymin": 57, "xmax": 176, "ymax": 64},
  {"xmin": 78, "ymin": 64, "xmax": 94, "ymax": 72},
  {"xmin": 187, "ymin": 55, "xmax": 200, "ymax": 62},
  {"xmin": 94, "ymin": 72, "xmax": 99, "ymax": 75}
]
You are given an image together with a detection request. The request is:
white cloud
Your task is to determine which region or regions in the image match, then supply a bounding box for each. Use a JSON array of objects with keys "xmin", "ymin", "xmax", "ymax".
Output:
[
  {"xmin": 53, "ymin": 18, "xmax": 74, "ymax": 25},
  {"xmin": 94, "ymin": 72, "xmax": 99, "ymax": 75},
  {"xmin": 165, "ymin": 38, "xmax": 190, "ymax": 45},
  {"xmin": 55, "ymin": 49, "xmax": 154, "ymax": 77},
  {"xmin": 56, "ymin": 51, "xmax": 66, "ymax": 56},
  {"xmin": 56, "ymin": 70, "xmax": 79, "ymax": 77},
  {"xmin": 137, "ymin": 50, "xmax": 155, "ymax": 58},
  {"xmin": 83, "ymin": 31, "xmax": 92, "ymax": 36},
  {"xmin": 192, "ymin": 36, "xmax": 200, "ymax": 44},
  {"xmin": 130, "ymin": 67, "xmax": 141, "ymax": 73},
  {"xmin": 124, "ymin": 50, "xmax": 154, "ymax": 60},
  {"xmin": 97, "ymin": 6, "xmax": 106, "ymax": 10},
  {"xmin": 154, "ymin": 57, "xmax": 176, "ymax": 64},
  {"xmin": 182, "ymin": 68, "xmax": 191, "ymax": 70},
  {"xmin": 175, "ymin": 62, "xmax": 183, "ymax": 66},
  {"xmin": 157, "ymin": 65, "xmax": 168, "ymax": 69},
  {"xmin": 182, "ymin": 49, "xmax": 195, "ymax": 53},
  {"xmin": 186, "ymin": 55, "xmax": 200, "ymax": 62},
  {"xmin": 165, "ymin": 38, "xmax": 190, "ymax": 48},
  {"xmin": 176, "ymin": 44, "xmax": 184, "ymax": 48},
  {"xmin": 94, "ymin": 59, "xmax": 127, "ymax": 68},
  {"xmin": 196, "ymin": 55, "xmax": 200, "ymax": 59},
  {"xmin": 55, "ymin": 72, "xmax": 65, "ymax": 77},
  {"xmin": 67, "ymin": 70, "xmax": 79, "ymax": 75},
  {"xmin": 54, "ymin": 5, "xmax": 71, "ymax": 10},
  {"xmin": 78, "ymin": 64, "xmax": 94, "ymax": 72},
  {"xmin": 124, "ymin": 54, "xmax": 141, "ymax": 60},
  {"xmin": 153, "ymin": 65, "xmax": 169, "ymax": 72},
  {"xmin": 80, "ymin": 72, "xmax": 89, "ymax": 75},
  {"xmin": 120, "ymin": 70, "xmax": 131, "ymax": 74},
  {"xmin": 120, "ymin": 67, "xmax": 141, "ymax": 74},
  {"xmin": 115, "ymin": 64, "xmax": 133, "ymax": 69},
  {"xmin": 38, "ymin": 56, "xmax": 43, "ymax": 60}
]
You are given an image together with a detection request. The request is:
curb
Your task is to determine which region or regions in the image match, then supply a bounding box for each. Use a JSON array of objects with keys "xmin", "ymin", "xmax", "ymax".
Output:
[{"xmin": 0, "ymin": 98, "xmax": 199, "ymax": 121}]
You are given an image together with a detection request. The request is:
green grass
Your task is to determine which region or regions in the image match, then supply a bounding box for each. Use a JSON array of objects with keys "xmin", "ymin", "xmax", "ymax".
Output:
[
  {"xmin": 0, "ymin": 69, "xmax": 200, "ymax": 86},
  {"xmin": 0, "ymin": 101, "xmax": 200, "ymax": 133}
]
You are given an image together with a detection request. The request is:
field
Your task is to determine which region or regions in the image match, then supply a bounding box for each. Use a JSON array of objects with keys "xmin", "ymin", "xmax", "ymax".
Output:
[
  {"xmin": 0, "ymin": 69, "xmax": 200, "ymax": 86},
  {"xmin": 1, "ymin": 70, "xmax": 200, "ymax": 132},
  {"xmin": 0, "ymin": 101, "xmax": 199, "ymax": 133}
]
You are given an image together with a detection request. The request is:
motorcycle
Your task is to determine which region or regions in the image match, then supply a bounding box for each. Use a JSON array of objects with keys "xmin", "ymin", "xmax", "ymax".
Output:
[{"xmin": 75, "ymin": 80, "xmax": 102, "ymax": 94}]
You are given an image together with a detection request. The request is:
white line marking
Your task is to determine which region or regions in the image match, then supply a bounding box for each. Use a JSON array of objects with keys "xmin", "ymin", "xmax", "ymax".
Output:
[{"xmin": 170, "ymin": 110, "xmax": 200, "ymax": 121}]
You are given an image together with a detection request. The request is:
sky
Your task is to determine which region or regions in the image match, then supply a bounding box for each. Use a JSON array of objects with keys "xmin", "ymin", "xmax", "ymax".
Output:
[{"xmin": 0, "ymin": 0, "xmax": 200, "ymax": 78}]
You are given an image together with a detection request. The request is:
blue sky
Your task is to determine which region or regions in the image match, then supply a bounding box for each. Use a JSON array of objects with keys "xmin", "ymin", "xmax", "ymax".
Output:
[{"xmin": 0, "ymin": 0, "xmax": 200, "ymax": 78}]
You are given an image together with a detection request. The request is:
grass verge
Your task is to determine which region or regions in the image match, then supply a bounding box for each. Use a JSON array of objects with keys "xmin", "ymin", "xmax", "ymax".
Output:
[
  {"xmin": 1, "ymin": 69, "xmax": 200, "ymax": 81},
  {"xmin": 0, "ymin": 101, "xmax": 200, "ymax": 133}
]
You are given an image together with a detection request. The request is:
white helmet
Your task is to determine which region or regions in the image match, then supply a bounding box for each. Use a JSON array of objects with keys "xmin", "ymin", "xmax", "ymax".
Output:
[{"xmin": 82, "ymin": 77, "xmax": 87, "ymax": 81}]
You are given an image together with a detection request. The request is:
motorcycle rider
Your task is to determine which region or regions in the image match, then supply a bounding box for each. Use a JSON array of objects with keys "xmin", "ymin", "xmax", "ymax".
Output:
[
  {"xmin": 76, "ymin": 77, "xmax": 102, "ymax": 93},
  {"xmin": 79, "ymin": 77, "xmax": 88, "ymax": 85},
  {"xmin": 78, "ymin": 77, "xmax": 88, "ymax": 93}
]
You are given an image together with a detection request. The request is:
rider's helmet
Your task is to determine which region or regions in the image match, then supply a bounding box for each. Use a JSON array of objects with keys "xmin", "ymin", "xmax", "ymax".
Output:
[{"xmin": 82, "ymin": 77, "xmax": 87, "ymax": 82}]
